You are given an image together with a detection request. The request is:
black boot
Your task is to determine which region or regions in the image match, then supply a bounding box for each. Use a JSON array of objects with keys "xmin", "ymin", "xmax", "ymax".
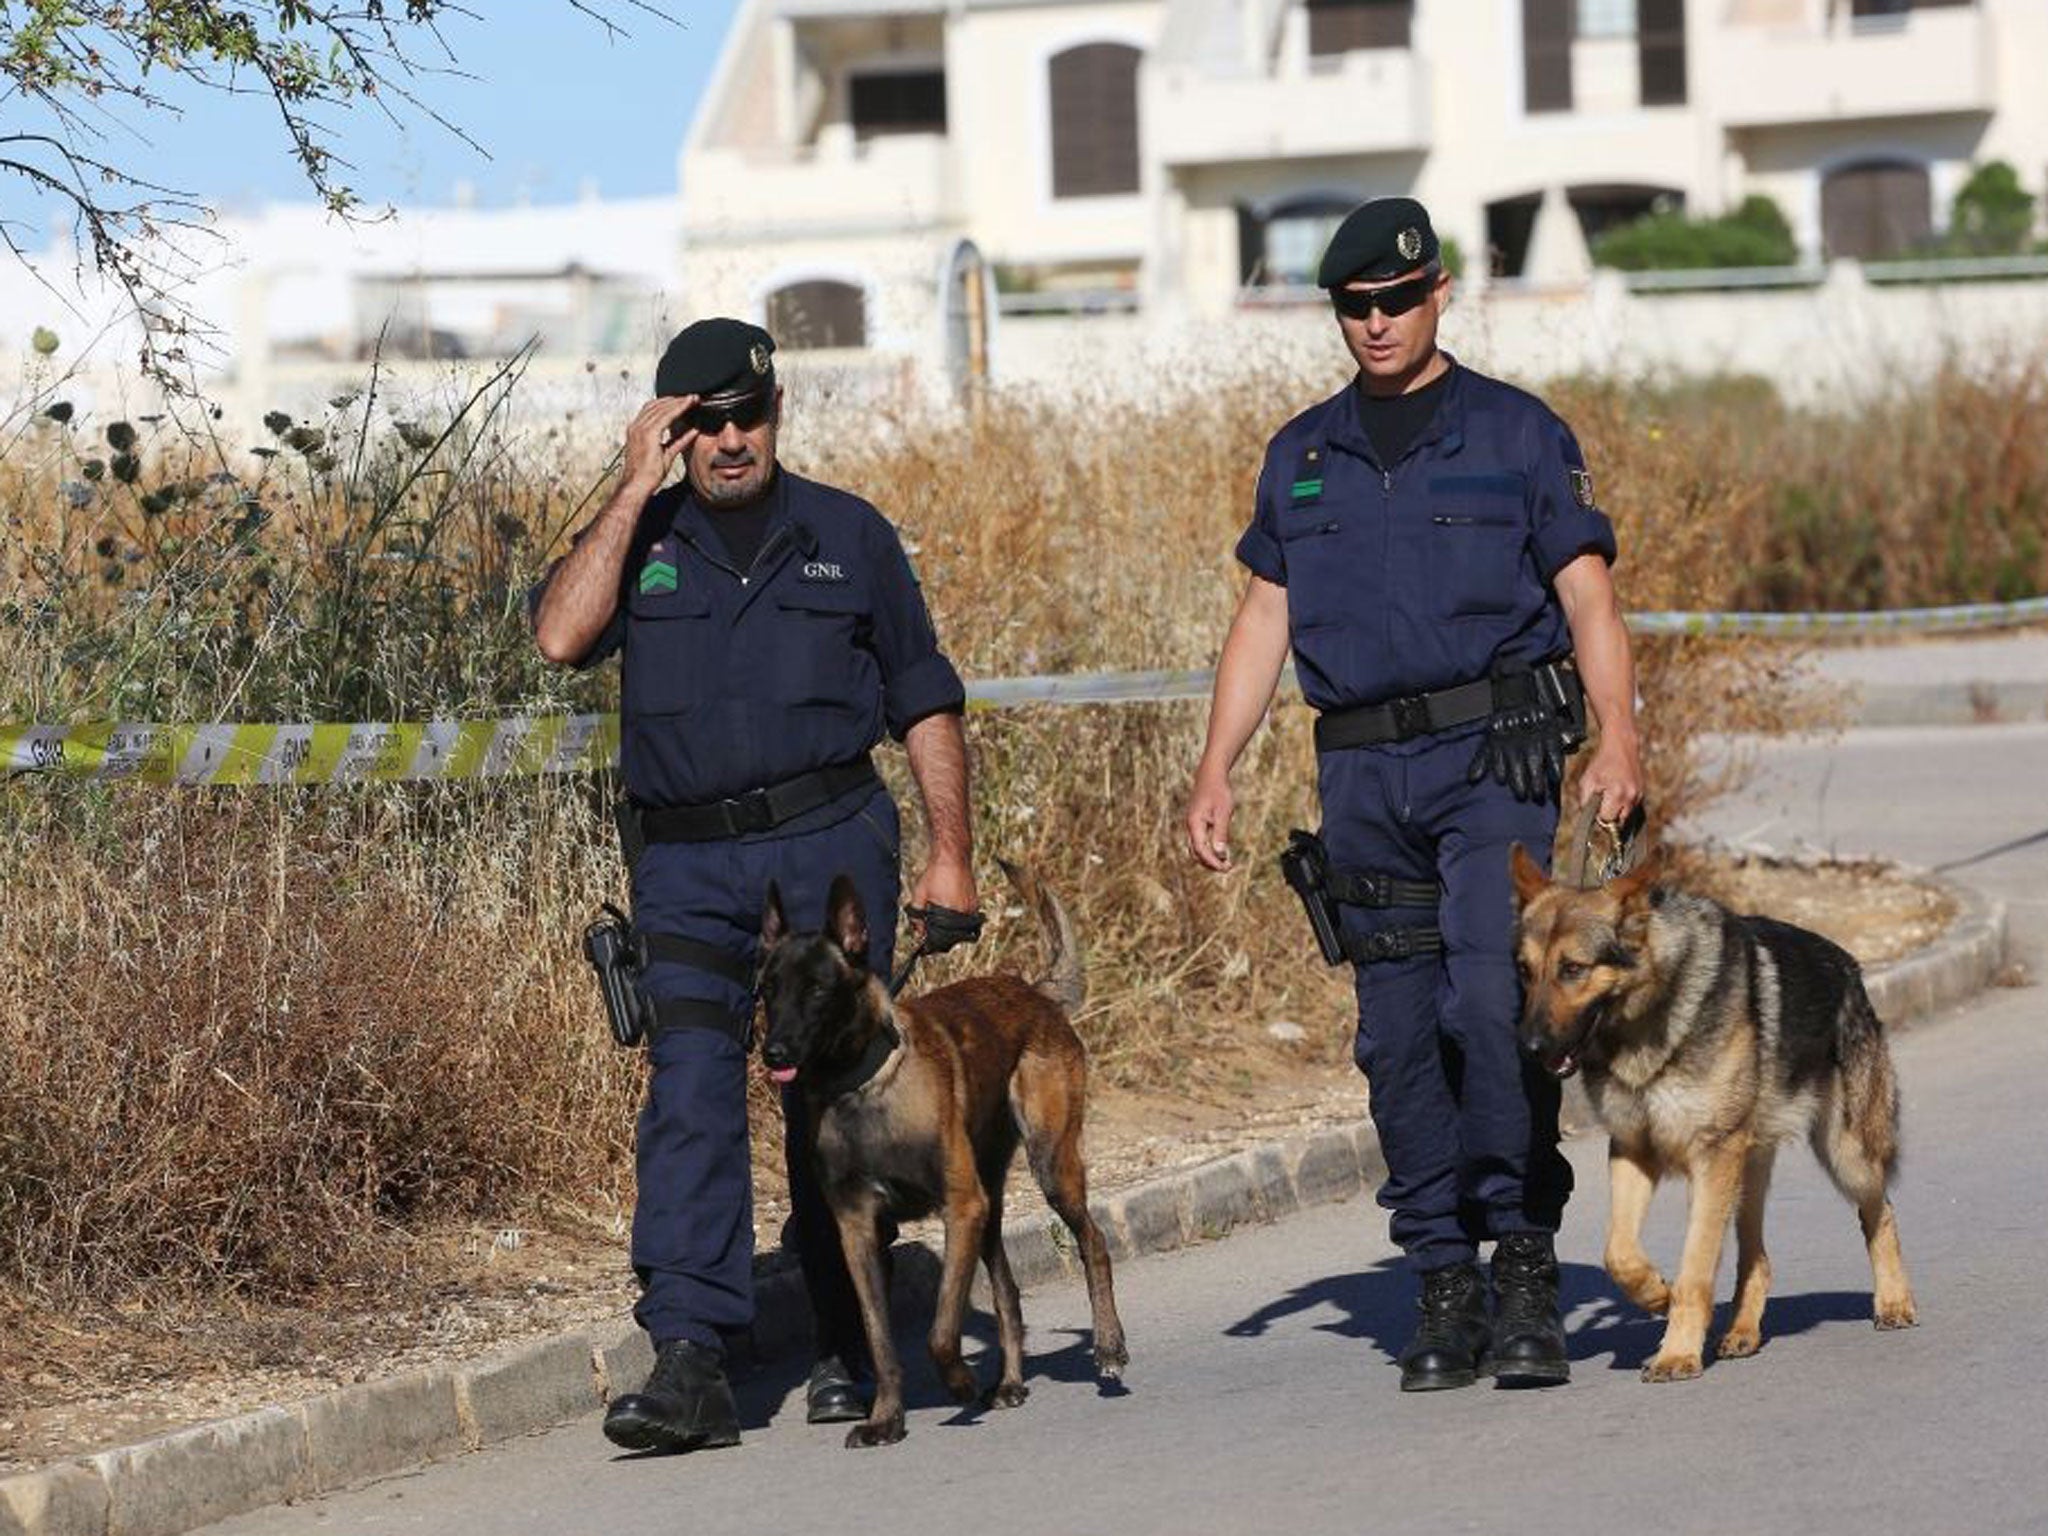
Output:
[
  {"xmin": 603, "ymin": 1340, "xmax": 742, "ymax": 1452},
  {"xmin": 805, "ymin": 1353, "xmax": 870, "ymax": 1425},
  {"xmin": 1399, "ymin": 1262, "xmax": 1491, "ymax": 1392},
  {"xmin": 1491, "ymin": 1233, "xmax": 1570, "ymax": 1386}
]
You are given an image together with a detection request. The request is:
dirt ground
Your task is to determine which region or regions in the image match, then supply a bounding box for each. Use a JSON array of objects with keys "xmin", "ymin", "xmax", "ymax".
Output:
[{"xmin": 0, "ymin": 852, "xmax": 1958, "ymax": 1476}]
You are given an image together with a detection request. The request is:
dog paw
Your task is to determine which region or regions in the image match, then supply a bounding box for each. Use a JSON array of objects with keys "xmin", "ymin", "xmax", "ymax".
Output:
[
  {"xmin": 1715, "ymin": 1327, "xmax": 1762, "ymax": 1359},
  {"xmin": 941, "ymin": 1367, "xmax": 980, "ymax": 1404},
  {"xmin": 1095, "ymin": 1342, "xmax": 1129, "ymax": 1381},
  {"xmin": 1640, "ymin": 1351, "xmax": 1703, "ymax": 1383},
  {"xmin": 1874, "ymin": 1298, "xmax": 1919, "ymax": 1330},
  {"xmin": 845, "ymin": 1416, "xmax": 906, "ymax": 1449},
  {"xmin": 984, "ymin": 1382, "xmax": 1029, "ymax": 1410},
  {"xmin": 1607, "ymin": 1264, "xmax": 1671, "ymax": 1316}
]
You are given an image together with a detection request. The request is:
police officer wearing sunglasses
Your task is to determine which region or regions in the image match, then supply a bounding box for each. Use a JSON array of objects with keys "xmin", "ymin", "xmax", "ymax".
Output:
[
  {"xmin": 1185, "ymin": 198, "xmax": 1642, "ymax": 1392},
  {"xmin": 533, "ymin": 317, "xmax": 976, "ymax": 1451}
]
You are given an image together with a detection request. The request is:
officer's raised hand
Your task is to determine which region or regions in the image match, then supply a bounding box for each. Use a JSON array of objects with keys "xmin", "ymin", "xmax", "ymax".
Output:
[{"xmin": 621, "ymin": 394, "xmax": 700, "ymax": 496}]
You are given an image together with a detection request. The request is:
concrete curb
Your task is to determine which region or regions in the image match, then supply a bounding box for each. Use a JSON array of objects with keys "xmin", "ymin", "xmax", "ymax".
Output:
[{"xmin": 0, "ymin": 876, "xmax": 2004, "ymax": 1536}]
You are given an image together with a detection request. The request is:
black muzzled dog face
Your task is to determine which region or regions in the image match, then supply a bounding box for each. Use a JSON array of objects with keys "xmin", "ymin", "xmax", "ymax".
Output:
[{"xmin": 758, "ymin": 875, "xmax": 873, "ymax": 1085}]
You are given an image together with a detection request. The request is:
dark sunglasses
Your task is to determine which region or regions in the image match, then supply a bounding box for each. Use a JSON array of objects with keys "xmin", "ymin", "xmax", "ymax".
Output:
[
  {"xmin": 680, "ymin": 391, "xmax": 774, "ymax": 436},
  {"xmin": 1329, "ymin": 267, "xmax": 1441, "ymax": 321}
]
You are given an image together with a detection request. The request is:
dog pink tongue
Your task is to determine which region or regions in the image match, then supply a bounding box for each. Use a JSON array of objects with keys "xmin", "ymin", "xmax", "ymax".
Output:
[{"xmin": 769, "ymin": 1066, "xmax": 798, "ymax": 1085}]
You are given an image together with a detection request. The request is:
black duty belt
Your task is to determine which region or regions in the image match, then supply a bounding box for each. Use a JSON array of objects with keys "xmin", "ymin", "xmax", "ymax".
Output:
[
  {"xmin": 1326, "ymin": 869, "xmax": 1439, "ymax": 909},
  {"xmin": 636, "ymin": 757, "xmax": 881, "ymax": 843},
  {"xmin": 1314, "ymin": 659, "xmax": 1581, "ymax": 754},
  {"xmin": 1342, "ymin": 925, "xmax": 1444, "ymax": 965}
]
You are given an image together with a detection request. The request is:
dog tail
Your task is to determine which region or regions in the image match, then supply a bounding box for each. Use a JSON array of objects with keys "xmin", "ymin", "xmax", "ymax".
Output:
[{"xmin": 999, "ymin": 857, "xmax": 1085, "ymax": 1014}]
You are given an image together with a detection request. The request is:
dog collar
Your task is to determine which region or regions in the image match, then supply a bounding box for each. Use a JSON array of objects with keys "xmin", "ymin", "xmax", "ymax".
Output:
[{"xmin": 810, "ymin": 1019, "xmax": 902, "ymax": 1101}]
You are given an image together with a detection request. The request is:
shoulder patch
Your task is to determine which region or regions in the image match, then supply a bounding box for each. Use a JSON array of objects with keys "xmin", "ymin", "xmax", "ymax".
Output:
[{"xmin": 1568, "ymin": 467, "xmax": 1595, "ymax": 508}]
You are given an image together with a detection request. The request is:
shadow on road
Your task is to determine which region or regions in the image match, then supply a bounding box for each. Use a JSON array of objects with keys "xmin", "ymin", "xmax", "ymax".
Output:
[
  {"xmin": 719, "ymin": 1249, "xmax": 1129, "ymax": 1440},
  {"xmin": 1224, "ymin": 1257, "xmax": 1880, "ymax": 1375}
]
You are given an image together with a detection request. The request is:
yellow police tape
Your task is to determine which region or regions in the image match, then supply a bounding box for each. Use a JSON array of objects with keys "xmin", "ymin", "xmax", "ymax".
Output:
[
  {"xmin": 9, "ymin": 596, "xmax": 2047, "ymax": 785},
  {"xmin": 1, "ymin": 716, "xmax": 621, "ymax": 786}
]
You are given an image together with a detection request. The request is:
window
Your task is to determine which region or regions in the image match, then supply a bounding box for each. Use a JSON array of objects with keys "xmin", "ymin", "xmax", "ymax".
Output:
[
  {"xmin": 1237, "ymin": 195, "xmax": 1357, "ymax": 287},
  {"xmin": 765, "ymin": 280, "xmax": 866, "ymax": 350},
  {"xmin": 848, "ymin": 69, "xmax": 946, "ymax": 137},
  {"xmin": 1821, "ymin": 160, "xmax": 1932, "ymax": 259},
  {"xmin": 1850, "ymin": 0, "xmax": 1973, "ymax": 15},
  {"xmin": 1048, "ymin": 43, "xmax": 1141, "ymax": 198},
  {"xmin": 1569, "ymin": 183, "xmax": 1684, "ymax": 243},
  {"xmin": 1486, "ymin": 192, "xmax": 1543, "ymax": 277},
  {"xmin": 1576, "ymin": 0, "xmax": 1636, "ymax": 38},
  {"xmin": 1525, "ymin": 0, "xmax": 1685, "ymax": 112},
  {"xmin": 1306, "ymin": 0, "xmax": 1412, "ymax": 58}
]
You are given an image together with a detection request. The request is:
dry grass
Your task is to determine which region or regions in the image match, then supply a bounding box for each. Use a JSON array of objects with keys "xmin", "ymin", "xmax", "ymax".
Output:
[{"xmin": 9, "ymin": 350, "xmax": 2036, "ymax": 1329}]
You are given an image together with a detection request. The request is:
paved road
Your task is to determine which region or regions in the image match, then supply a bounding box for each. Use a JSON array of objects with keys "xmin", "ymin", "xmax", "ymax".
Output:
[{"xmin": 204, "ymin": 723, "xmax": 2048, "ymax": 1536}]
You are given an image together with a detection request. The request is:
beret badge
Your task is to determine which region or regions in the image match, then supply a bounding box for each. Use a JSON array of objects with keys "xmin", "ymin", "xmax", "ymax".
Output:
[{"xmin": 1396, "ymin": 227, "xmax": 1423, "ymax": 262}]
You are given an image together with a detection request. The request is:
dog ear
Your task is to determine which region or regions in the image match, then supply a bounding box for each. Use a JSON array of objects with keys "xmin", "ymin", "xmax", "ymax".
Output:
[
  {"xmin": 826, "ymin": 875, "xmax": 869, "ymax": 962},
  {"xmin": 1608, "ymin": 852, "xmax": 1663, "ymax": 904},
  {"xmin": 762, "ymin": 881, "xmax": 789, "ymax": 950},
  {"xmin": 1508, "ymin": 842, "xmax": 1550, "ymax": 908}
]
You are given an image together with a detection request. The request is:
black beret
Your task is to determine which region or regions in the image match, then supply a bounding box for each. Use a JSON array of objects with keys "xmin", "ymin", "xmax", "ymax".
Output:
[
  {"xmin": 1316, "ymin": 197, "xmax": 1440, "ymax": 288},
  {"xmin": 654, "ymin": 317, "xmax": 776, "ymax": 400}
]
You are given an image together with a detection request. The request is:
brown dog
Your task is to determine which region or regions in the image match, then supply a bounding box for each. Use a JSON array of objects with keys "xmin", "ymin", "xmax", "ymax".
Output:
[
  {"xmin": 758, "ymin": 860, "xmax": 1127, "ymax": 1447},
  {"xmin": 1510, "ymin": 846, "xmax": 1917, "ymax": 1382}
]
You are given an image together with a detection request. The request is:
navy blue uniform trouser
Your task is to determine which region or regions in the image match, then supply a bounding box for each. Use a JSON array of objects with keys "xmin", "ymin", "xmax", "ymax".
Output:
[
  {"xmin": 1318, "ymin": 732, "xmax": 1573, "ymax": 1273},
  {"xmin": 626, "ymin": 786, "xmax": 901, "ymax": 1357}
]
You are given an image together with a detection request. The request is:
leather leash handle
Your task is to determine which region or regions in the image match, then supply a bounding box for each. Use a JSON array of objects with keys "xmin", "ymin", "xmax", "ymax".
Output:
[{"xmin": 889, "ymin": 902, "xmax": 987, "ymax": 996}]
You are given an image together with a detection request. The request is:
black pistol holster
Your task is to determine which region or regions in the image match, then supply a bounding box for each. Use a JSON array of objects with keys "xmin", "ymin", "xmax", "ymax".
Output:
[
  {"xmin": 584, "ymin": 901, "xmax": 653, "ymax": 1049},
  {"xmin": 1280, "ymin": 830, "xmax": 1347, "ymax": 966},
  {"xmin": 1280, "ymin": 830, "xmax": 1443, "ymax": 968}
]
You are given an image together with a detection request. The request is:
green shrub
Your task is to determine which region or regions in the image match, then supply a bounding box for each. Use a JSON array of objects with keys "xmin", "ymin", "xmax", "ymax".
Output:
[
  {"xmin": 1592, "ymin": 194, "xmax": 1798, "ymax": 272},
  {"xmin": 1936, "ymin": 160, "xmax": 2037, "ymax": 258}
]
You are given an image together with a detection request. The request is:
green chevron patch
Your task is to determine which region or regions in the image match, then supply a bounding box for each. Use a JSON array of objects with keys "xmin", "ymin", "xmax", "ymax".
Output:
[{"xmin": 638, "ymin": 559, "xmax": 678, "ymax": 595}]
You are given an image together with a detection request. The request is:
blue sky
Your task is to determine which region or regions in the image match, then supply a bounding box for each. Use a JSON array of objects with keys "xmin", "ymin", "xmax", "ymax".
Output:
[{"xmin": 5, "ymin": 1, "xmax": 741, "ymax": 233}]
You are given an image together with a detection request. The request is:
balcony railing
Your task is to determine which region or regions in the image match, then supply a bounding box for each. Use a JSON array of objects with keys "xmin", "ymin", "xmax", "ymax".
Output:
[
  {"xmin": 1716, "ymin": 4, "xmax": 1995, "ymax": 128},
  {"xmin": 1148, "ymin": 44, "xmax": 1430, "ymax": 167},
  {"xmin": 683, "ymin": 128, "xmax": 955, "ymax": 233}
]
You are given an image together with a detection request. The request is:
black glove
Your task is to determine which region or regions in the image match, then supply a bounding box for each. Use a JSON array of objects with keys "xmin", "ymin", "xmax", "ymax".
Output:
[
  {"xmin": 1467, "ymin": 693, "xmax": 1569, "ymax": 803},
  {"xmin": 904, "ymin": 902, "xmax": 985, "ymax": 955}
]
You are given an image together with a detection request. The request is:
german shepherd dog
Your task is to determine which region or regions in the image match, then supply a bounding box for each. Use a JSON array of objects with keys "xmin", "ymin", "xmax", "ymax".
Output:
[
  {"xmin": 758, "ymin": 861, "xmax": 1127, "ymax": 1447},
  {"xmin": 1509, "ymin": 847, "xmax": 1918, "ymax": 1382}
]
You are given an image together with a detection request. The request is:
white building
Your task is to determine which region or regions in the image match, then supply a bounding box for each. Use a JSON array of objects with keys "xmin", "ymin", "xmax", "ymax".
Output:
[{"xmin": 678, "ymin": 0, "xmax": 2048, "ymax": 376}]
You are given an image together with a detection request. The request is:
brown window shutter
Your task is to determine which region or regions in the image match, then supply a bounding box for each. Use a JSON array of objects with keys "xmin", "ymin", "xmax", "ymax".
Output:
[
  {"xmin": 1524, "ymin": 0, "xmax": 1573, "ymax": 114},
  {"xmin": 1638, "ymin": 0, "xmax": 1686, "ymax": 105},
  {"xmin": 765, "ymin": 280, "xmax": 867, "ymax": 350},
  {"xmin": 1307, "ymin": 0, "xmax": 1412, "ymax": 57},
  {"xmin": 1049, "ymin": 43, "xmax": 1142, "ymax": 198}
]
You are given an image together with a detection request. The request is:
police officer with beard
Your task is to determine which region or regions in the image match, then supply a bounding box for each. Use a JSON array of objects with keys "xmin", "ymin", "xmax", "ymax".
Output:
[
  {"xmin": 1184, "ymin": 198, "xmax": 1642, "ymax": 1392},
  {"xmin": 534, "ymin": 318, "xmax": 976, "ymax": 1450}
]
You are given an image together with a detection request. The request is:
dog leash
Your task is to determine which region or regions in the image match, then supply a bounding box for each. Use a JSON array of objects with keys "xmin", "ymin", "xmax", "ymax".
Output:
[{"xmin": 889, "ymin": 902, "xmax": 986, "ymax": 996}]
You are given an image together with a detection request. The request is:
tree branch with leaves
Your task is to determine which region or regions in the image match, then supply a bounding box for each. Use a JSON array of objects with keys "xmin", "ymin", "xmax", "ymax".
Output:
[{"xmin": 1, "ymin": 0, "xmax": 674, "ymax": 383}]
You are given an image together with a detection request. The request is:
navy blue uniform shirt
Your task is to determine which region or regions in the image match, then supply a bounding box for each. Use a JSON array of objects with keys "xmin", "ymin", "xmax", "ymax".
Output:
[
  {"xmin": 1236, "ymin": 361, "xmax": 1615, "ymax": 716},
  {"xmin": 534, "ymin": 468, "xmax": 964, "ymax": 807}
]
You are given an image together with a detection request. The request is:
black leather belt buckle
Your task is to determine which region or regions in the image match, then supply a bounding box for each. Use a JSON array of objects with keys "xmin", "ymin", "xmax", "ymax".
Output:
[
  {"xmin": 1389, "ymin": 695, "xmax": 1430, "ymax": 740},
  {"xmin": 727, "ymin": 787, "xmax": 776, "ymax": 835},
  {"xmin": 1362, "ymin": 928, "xmax": 1416, "ymax": 962}
]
